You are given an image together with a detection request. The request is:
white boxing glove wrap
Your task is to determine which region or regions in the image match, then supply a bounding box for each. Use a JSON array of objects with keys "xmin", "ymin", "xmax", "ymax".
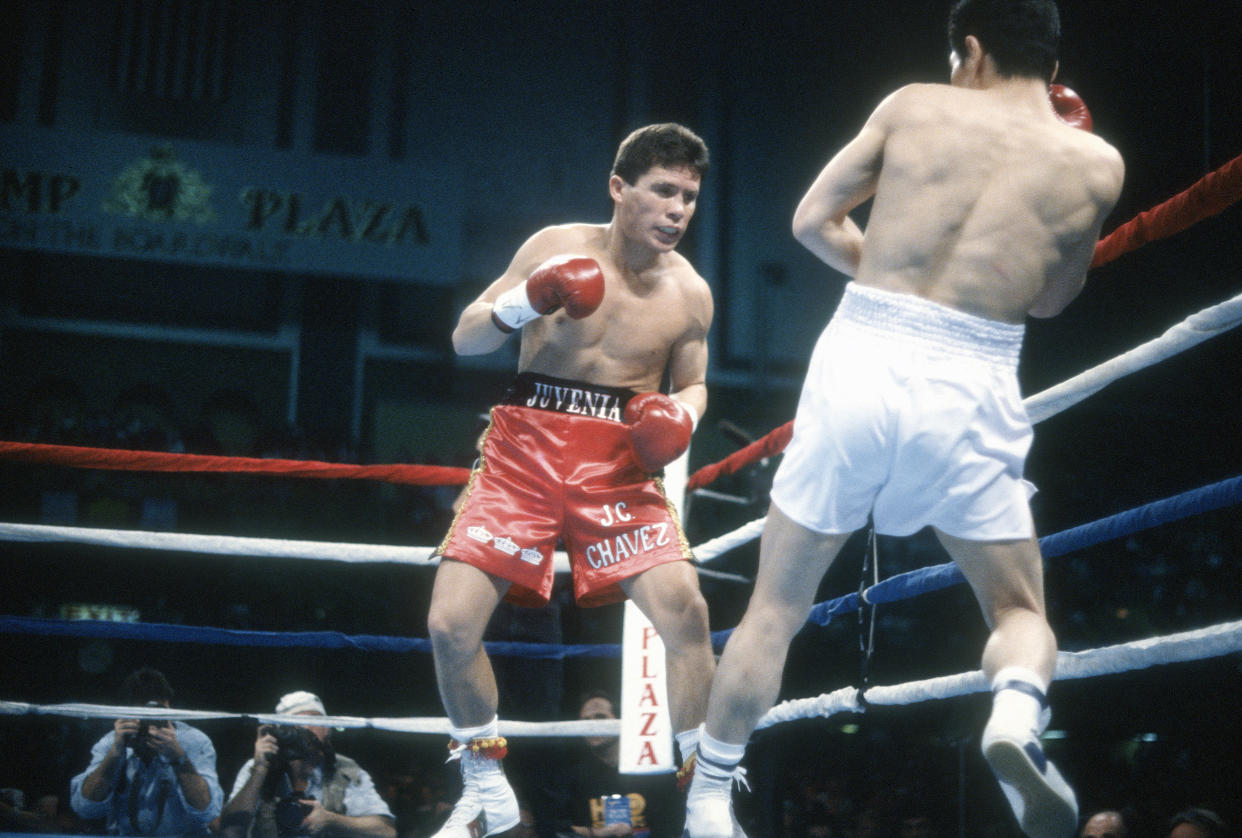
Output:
[{"xmin": 492, "ymin": 281, "xmax": 540, "ymax": 331}]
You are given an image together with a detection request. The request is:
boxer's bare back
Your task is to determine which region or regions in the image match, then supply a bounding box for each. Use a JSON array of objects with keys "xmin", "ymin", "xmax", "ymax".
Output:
[{"xmin": 794, "ymin": 80, "xmax": 1124, "ymax": 323}]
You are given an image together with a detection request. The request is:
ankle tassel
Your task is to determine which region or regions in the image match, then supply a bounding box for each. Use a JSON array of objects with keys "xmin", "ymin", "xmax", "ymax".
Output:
[
  {"xmin": 447, "ymin": 736, "xmax": 509, "ymax": 762},
  {"xmin": 676, "ymin": 752, "xmax": 696, "ymax": 792}
]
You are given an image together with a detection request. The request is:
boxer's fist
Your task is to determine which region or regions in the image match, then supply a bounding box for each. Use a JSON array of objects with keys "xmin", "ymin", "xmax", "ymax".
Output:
[
  {"xmin": 527, "ymin": 256, "xmax": 605, "ymax": 318},
  {"xmin": 1049, "ymin": 83, "xmax": 1093, "ymax": 132},
  {"xmin": 625, "ymin": 393, "xmax": 694, "ymax": 473},
  {"xmin": 491, "ymin": 255, "xmax": 605, "ymax": 332}
]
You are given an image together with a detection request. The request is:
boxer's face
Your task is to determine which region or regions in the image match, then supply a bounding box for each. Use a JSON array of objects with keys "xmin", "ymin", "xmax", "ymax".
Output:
[{"xmin": 610, "ymin": 165, "xmax": 700, "ymax": 253}]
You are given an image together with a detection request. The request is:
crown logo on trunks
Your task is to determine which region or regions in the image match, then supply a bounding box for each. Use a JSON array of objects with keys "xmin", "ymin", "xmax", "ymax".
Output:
[
  {"xmin": 467, "ymin": 525, "xmax": 493, "ymax": 543},
  {"xmin": 519, "ymin": 548, "xmax": 542, "ymax": 565},
  {"xmin": 493, "ymin": 536, "xmax": 520, "ymax": 556}
]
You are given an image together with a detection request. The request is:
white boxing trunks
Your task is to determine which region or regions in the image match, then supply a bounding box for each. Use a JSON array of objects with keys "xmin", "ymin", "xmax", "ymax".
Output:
[{"xmin": 769, "ymin": 282, "xmax": 1036, "ymax": 541}]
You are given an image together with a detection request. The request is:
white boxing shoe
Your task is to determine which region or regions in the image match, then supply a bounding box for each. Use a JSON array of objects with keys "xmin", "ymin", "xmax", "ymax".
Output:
[
  {"xmin": 432, "ymin": 738, "xmax": 520, "ymax": 838},
  {"xmin": 684, "ymin": 763, "xmax": 748, "ymax": 838},
  {"xmin": 982, "ymin": 715, "xmax": 1077, "ymax": 838}
]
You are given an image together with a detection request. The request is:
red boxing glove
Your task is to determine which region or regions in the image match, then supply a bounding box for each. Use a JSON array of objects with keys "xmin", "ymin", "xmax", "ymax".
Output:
[
  {"xmin": 1049, "ymin": 83, "xmax": 1093, "ymax": 132},
  {"xmin": 624, "ymin": 393, "xmax": 694, "ymax": 474},
  {"xmin": 491, "ymin": 255, "xmax": 605, "ymax": 332}
]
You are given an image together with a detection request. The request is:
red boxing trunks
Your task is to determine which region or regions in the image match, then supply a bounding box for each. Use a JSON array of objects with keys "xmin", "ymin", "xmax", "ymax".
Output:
[{"xmin": 436, "ymin": 372, "xmax": 693, "ymax": 607}]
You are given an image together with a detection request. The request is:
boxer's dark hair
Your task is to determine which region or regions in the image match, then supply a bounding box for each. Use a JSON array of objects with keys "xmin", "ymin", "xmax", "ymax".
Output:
[
  {"xmin": 948, "ymin": 0, "xmax": 1060, "ymax": 81},
  {"xmin": 612, "ymin": 123, "xmax": 709, "ymax": 185}
]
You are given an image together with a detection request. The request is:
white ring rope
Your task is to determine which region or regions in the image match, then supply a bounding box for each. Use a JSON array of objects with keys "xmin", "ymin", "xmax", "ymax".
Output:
[
  {"xmin": 5, "ymin": 618, "xmax": 1240, "ymax": 738},
  {"xmin": 2, "ymin": 288, "xmax": 1237, "ymax": 567},
  {"xmin": 0, "ymin": 522, "xmax": 749, "ymax": 583},
  {"xmin": 1023, "ymin": 287, "xmax": 1242, "ymax": 424},
  {"xmin": 0, "ymin": 701, "xmax": 621, "ymax": 739},
  {"xmin": 757, "ymin": 617, "xmax": 1242, "ymax": 730},
  {"xmin": 0, "ymin": 522, "xmax": 443, "ymax": 566}
]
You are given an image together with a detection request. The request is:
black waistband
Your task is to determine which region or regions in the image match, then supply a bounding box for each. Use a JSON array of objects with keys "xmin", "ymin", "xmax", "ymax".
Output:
[{"xmin": 501, "ymin": 372, "xmax": 638, "ymax": 423}]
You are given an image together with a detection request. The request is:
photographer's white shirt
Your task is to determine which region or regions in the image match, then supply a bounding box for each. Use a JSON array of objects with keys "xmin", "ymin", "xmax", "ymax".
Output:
[{"xmin": 228, "ymin": 758, "xmax": 393, "ymax": 818}]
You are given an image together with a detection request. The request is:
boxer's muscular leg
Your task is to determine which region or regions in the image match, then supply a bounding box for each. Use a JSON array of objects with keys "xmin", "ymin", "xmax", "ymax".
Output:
[
  {"xmin": 936, "ymin": 530, "xmax": 1074, "ymax": 838},
  {"xmin": 705, "ymin": 503, "xmax": 852, "ymax": 744},
  {"xmin": 686, "ymin": 505, "xmax": 851, "ymax": 838},
  {"xmin": 622, "ymin": 559, "xmax": 715, "ymax": 734},
  {"xmin": 427, "ymin": 558, "xmax": 510, "ymax": 728},
  {"xmin": 933, "ymin": 531, "xmax": 1055, "ymax": 684}
]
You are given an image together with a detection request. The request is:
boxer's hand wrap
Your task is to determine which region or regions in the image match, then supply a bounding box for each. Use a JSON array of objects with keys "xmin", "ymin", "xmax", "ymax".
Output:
[
  {"xmin": 625, "ymin": 393, "xmax": 695, "ymax": 474},
  {"xmin": 1049, "ymin": 83, "xmax": 1093, "ymax": 132},
  {"xmin": 491, "ymin": 255, "xmax": 605, "ymax": 333}
]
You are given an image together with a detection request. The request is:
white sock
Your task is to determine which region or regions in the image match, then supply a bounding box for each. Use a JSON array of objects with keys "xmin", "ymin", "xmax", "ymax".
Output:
[
  {"xmin": 676, "ymin": 727, "xmax": 700, "ymax": 764},
  {"xmin": 695, "ymin": 726, "xmax": 745, "ymax": 780},
  {"xmin": 991, "ymin": 666, "xmax": 1048, "ymax": 697},
  {"xmin": 990, "ymin": 668, "xmax": 1046, "ymax": 737},
  {"xmin": 451, "ymin": 716, "xmax": 499, "ymax": 744}
]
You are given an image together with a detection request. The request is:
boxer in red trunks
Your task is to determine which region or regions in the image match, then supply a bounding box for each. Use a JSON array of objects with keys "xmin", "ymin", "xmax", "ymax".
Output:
[
  {"xmin": 438, "ymin": 372, "xmax": 695, "ymax": 609},
  {"xmin": 427, "ymin": 123, "xmax": 718, "ymax": 838}
]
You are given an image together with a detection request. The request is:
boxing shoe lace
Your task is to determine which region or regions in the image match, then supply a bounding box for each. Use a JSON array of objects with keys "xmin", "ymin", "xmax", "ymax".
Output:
[
  {"xmin": 982, "ymin": 703, "xmax": 1076, "ymax": 838},
  {"xmin": 432, "ymin": 739, "xmax": 520, "ymax": 838},
  {"xmin": 685, "ymin": 765, "xmax": 749, "ymax": 838}
]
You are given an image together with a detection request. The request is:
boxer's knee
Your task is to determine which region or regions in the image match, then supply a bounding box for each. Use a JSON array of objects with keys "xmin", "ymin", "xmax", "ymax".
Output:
[
  {"xmin": 738, "ymin": 592, "xmax": 810, "ymax": 649},
  {"xmin": 427, "ymin": 598, "xmax": 475, "ymax": 661},
  {"xmin": 653, "ymin": 580, "xmax": 711, "ymax": 651},
  {"xmin": 668, "ymin": 588, "xmax": 711, "ymax": 649},
  {"xmin": 621, "ymin": 560, "xmax": 711, "ymax": 651},
  {"xmin": 428, "ymin": 566, "xmax": 496, "ymax": 661}
]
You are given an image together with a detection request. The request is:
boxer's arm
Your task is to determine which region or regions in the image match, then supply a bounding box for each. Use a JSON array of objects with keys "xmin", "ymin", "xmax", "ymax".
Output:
[
  {"xmin": 453, "ymin": 271, "xmax": 536, "ymax": 356},
  {"xmin": 792, "ymin": 94, "xmax": 892, "ymax": 276},
  {"xmin": 665, "ymin": 276, "xmax": 712, "ymax": 423},
  {"xmin": 452, "ymin": 231, "xmax": 597, "ymax": 355}
]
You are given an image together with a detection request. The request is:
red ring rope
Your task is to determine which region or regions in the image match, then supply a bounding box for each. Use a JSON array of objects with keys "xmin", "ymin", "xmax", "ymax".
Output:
[{"xmin": 1, "ymin": 151, "xmax": 1238, "ymax": 491}]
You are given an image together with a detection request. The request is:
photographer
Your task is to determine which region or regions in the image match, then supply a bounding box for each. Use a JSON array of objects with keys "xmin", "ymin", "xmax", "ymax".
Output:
[
  {"xmin": 69, "ymin": 667, "xmax": 223, "ymax": 835},
  {"xmin": 219, "ymin": 691, "xmax": 395, "ymax": 838}
]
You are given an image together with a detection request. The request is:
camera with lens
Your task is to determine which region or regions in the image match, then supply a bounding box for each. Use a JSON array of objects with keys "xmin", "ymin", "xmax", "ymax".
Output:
[
  {"xmin": 129, "ymin": 718, "xmax": 171, "ymax": 762},
  {"xmin": 273, "ymin": 793, "xmax": 312, "ymax": 837},
  {"xmin": 266, "ymin": 724, "xmax": 321, "ymax": 762},
  {"xmin": 259, "ymin": 724, "xmax": 327, "ymax": 776}
]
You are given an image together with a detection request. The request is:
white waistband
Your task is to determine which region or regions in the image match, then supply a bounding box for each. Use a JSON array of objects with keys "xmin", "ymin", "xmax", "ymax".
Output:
[{"xmin": 834, "ymin": 283, "xmax": 1024, "ymax": 367}]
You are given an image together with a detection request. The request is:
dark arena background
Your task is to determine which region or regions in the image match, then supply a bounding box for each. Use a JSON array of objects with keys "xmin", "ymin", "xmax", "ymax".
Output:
[{"xmin": 1, "ymin": 1, "xmax": 1240, "ymax": 837}]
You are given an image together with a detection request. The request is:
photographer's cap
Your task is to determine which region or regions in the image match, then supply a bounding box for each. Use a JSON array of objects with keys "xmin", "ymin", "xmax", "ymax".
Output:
[{"xmin": 275, "ymin": 690, "xmax": 325, "ymax": 717}]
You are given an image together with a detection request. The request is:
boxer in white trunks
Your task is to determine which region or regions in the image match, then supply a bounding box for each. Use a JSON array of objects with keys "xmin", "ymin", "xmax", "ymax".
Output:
[{"xmin": 685, "ymin": 3, "xmax": 1123, "ymax": 838}]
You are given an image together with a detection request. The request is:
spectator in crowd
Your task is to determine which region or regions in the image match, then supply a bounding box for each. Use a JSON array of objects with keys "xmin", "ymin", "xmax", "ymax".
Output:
[
  {"xmin": 532, "ymin": 689, "xmax": 680, "ymax": 838},
  {"xmin": 69, "ymin": 667, "xmax": 223, "ymax": 835},
  {"xmin": 187, "ymin": 388, "xmax": 262, "ymax": 457},
  {"xmin": 1164, "ymin": 809, "xmax": 1226, "ymax": 838},
  {"xmin": 0, "ymin": 787, "xmax": 88, "ymax": 834},
  {"xmin": 1, "ymin": 787, "xmax": 55, "ymax": 833},
  {"xmin": 896, "ymin": 810, "xmax": 935, "ymax": 838},
  {"xmin": 18, "ymin": 375, "xmax": 88, "ymax": 444},
  {"xmin": 34, "ymin": 793, "xmax": 88, "ymax": 834},
  {"xmin": 111, "ymin": 383, "xmax": 185, "ymax": 452},
  {"xmin": 1081, "ymin": 809, "xmax": 1131, "ymax": 838},
  {"xmin": 219, "ymin": 691, "xmax": 395, "ymax": 838},
  {"xmin": 805, "ymin": 817, "xmax": 838, "ymax": 838}
]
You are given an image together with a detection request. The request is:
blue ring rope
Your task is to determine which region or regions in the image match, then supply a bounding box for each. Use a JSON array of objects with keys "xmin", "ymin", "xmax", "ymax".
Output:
[{"xmin": 3, "ymin": 474, "xmax": 1238, "ymax": 658}]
